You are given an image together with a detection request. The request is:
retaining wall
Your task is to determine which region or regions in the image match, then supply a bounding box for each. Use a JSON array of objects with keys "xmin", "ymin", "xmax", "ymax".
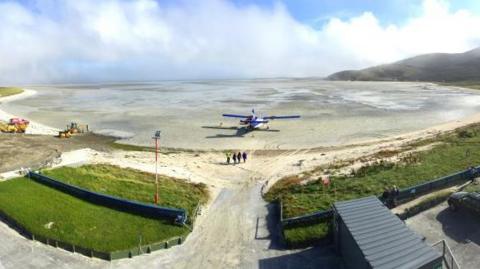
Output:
[
  {"xmin": 0, "ymin": 207, "xmax": 184, "ymax": 260},
  {"xmin": 28, "ymin": 171, "xmax": 187, "ymax": 223},
  {"xmin": 1, "ymin": 171, "xmax": 193, "ymax": 260}
]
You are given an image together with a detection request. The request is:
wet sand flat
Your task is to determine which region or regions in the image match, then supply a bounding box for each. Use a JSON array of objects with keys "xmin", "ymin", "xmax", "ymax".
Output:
[{"xmin": 4, "ymin": 80, "xmax": 480, "ymax": 150}]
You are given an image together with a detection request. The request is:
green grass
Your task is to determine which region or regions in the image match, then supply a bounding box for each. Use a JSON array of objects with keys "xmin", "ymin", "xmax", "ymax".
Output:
[
  {"xmin": 283, "ymin": 222, "xmax": 329, "ymax": 247},
  {"xmin": 41, "ymin": 164, "xmax": 209, "ymax": 219},
  {"xmin": 0, "ymin": 87, "xmax": 23, "ymax": 97},
  {"xmin": 440, "ymin": 81, "xmax": 480, "ymax": 90},
  {"xmin": 404, "ymin": 190, "xmax": 453, "ymax": 216},
  {"xmin": 0, "ymin": 178, "xmax": 188, "ymax": 252},
  {"xmin": 267, "ymin": 123, "xmax": 480, "ymax": 245},
  {"xmin": 464, "ymin": 182, "xmax": 480, "ymax": 193},
  {"xmin": 109, "ymin": 142, "xmax": 155, "ymax": 152}
]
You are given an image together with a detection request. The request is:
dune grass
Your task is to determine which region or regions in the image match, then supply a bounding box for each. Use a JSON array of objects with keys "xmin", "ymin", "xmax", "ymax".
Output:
[
  {"xmin": 41, "ymin": 164, "xmax": 209, "ymax": 219},
  {"xmin": 464, "ymin": 182, "xmax": 480, "ymax": 193},
  {"xmin": 0, "ymin": 87, "xmax": 23, "ymax": 97},
  {"xmin": 0, "ymin": 178, "xmax": 189, "ymax": 252},
  {"xmin": 440, "ymin": 81, "xmax": 480, "ymax": 90},
  {"xmin": 267, "ymin": 123, "xmax": 480, "ymax": 245},
  {"xmin": 108, "ymin": 142, "xmax": 156, "ymax": 152}
]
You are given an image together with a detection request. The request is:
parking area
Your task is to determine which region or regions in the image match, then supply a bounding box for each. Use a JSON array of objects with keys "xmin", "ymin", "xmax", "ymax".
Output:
[{"xmin": 405, "ymin": 202, "xmax": 480, "ymax": 269}]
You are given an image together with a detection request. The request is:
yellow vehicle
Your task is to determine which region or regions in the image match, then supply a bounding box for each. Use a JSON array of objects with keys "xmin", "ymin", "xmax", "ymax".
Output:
[
  {"xmin": 0, "ymin": 118, "xmax": 29, "ymax": 133},
  {"xmin": 57, "ymin": 122, "xmax": 89, "ymax": 138},
  {"xmin": 66, "ymin": 122, "xmax": 89, "ymax": 134},
  {"xmin": 58, "ymin": 130, "xmax": 72, "ymax": 138},
  {"xmin": 0, "ymin": 122, "xmax": 16, "ymax": 133}
]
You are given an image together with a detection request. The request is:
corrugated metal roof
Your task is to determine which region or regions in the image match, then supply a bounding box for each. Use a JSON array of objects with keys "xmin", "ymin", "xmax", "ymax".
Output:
[{"xmin": 334, "ymin": 196, "xmax": 441, "ymax": 269}]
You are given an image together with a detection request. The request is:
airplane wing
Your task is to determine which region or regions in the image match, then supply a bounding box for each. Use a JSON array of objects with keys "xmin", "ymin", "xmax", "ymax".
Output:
[
  {"xmin": 222, "ymin": 114, "xmax": 250, "ymax": 118},
  {"xmin": 263, "ymin": 115, "xmax": 301, "ymax": 120}
]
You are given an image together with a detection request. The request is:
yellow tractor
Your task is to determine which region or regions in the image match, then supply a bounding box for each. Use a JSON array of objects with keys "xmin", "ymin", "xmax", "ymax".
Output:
[
  {"xmin": 0, "ymin": 118, "xmax": 29, "ymax": 133},
  {"xmin": 57, "ymin": 122, "xmax": 89, "ymax": 138},
  {"xmin": 58, "ymin": 130, "xmax": 72, "ymax": 138},
  {"xmin": 67, "ymin": 122, "xmax": 89, "ymax": 133}
]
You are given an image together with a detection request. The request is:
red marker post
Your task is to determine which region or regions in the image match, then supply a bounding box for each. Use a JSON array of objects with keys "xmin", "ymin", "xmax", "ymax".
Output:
[{"xmin": 153, "ymin": 130, "xmax": 161, "ymax": 204}]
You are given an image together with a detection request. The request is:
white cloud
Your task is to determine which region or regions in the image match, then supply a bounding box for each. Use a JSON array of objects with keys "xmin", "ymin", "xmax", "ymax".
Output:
[{"xmin": 0, "ymin": 0, "xmax": 479, "ymax": 83}]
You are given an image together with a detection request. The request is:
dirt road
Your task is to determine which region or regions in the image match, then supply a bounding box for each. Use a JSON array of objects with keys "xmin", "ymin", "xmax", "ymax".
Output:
[{"xmin": 0, "ymin": 134, "xmax": 115, "ymax": 173}]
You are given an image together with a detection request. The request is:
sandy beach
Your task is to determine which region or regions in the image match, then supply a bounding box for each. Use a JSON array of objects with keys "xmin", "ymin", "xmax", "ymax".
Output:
[
  {"xmin": 0, "ymin": 89, "xmax": 59, "ymax": 135},
  {"xmin": 27, "ymin": 105, "xmax": 480, "ymax": 195},
  {"xmin": 5, "ymin": 81, "xmax": 480, "ymax": 150},
  {"xmin": 2, "ymin": 84, "xmax": 480, "ymax": 189}
]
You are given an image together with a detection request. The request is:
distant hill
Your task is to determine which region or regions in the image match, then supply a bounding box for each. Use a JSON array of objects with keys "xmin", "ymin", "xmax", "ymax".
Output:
[{"xmin": 327, "ymin": 47, "xmax": 480, "ymax": 82}]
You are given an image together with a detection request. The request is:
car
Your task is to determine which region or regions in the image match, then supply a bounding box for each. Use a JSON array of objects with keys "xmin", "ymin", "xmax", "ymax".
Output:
[{"xmin": 448, "ymin": 191, "xmax": 480, "ymax": 214}]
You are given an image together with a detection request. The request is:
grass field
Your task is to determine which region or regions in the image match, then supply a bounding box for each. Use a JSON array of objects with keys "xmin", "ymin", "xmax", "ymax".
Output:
[
  {"xmin": 283, "ymin": 223, "xmax": 329, "ymax": 247},
  {"xmin": 267, "ymin": 123, "xmax": 480, "ymax": 245},
  {"xmin": 440, "ymin": 81, "xmax": 480, "ymax": 90},
  {"xmin": 0, "ymin": 87, "xmax": 23, "ymax": 97},
  {"xmin": 42, "ymin": 164, "xmax": 209, "ymax": 219},
  {"xmin": 0, "ymin": 178, "xmax": 188, "ymax": 252}
]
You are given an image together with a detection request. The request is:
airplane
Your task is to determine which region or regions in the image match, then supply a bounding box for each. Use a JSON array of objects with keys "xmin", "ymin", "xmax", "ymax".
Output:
[
  {"xmin": 223, "ymin": 109, "xmax": 301, "ymax": 130},
  {"xmin": 202, "ymin": 109, "xmax": 300, "ymax": 138}
]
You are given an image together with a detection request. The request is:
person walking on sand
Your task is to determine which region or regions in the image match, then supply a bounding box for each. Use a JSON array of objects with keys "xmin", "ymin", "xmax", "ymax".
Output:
[
  {"xmin": 237, "ymin": 152, "xmax": 242, "ymax": 164},
  {"xmin": 226, "ymin": 152, "xmax": 231, "ymax": 164},
  {"xmin": 232, "ymin": 152, "xmax": 237, "ymax": 164},
  {"xmin": 242, "ymin": 152, "xmax": 247, "ymax": 163}
]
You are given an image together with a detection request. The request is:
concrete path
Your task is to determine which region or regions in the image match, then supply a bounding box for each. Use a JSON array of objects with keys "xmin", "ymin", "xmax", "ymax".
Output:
[{"xmin": 406, "ymin": 202, "xmax": 480, "ymax": 269}]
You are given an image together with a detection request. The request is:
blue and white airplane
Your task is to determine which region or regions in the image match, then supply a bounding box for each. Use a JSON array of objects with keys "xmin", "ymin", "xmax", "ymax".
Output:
[
  {"xmin": 222, "ymin": 109, "xmax": 300, "ymax": 130},
  {"xmin": 203, "ymin": 109, "xmax": 300, "ymax": 138}
]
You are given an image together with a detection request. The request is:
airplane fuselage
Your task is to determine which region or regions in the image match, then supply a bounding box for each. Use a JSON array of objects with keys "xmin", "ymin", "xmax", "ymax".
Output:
[
  {"xmin": 222, "ymin": 109, "xmax": 299, "ymax": 132},
  {"xmin": 240, "ymin": 116, "xmax": 268, "ymax": 129}
]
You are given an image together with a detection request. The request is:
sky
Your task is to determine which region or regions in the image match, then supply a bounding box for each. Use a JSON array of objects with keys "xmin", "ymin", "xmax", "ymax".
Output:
[{"xmin": 1, "ymin": 0, "xmax": 480, "ymax": 83}]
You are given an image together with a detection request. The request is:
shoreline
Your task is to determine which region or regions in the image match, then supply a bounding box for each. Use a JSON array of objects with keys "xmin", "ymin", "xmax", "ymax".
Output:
[
  {"xmin": 0, "ymin": 89, "xmax": 59, "ymax": 135},
  {"xmin": 2, "ymin": 85, "xmax": 480, "ymax": 153}
]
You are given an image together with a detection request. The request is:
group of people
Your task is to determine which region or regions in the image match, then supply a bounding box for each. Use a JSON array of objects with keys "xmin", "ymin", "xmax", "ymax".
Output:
[
  {"xmin": 382, "ymin": 185, "xmax": 400, "ymax": 209},
  {"xmin": 226, "ymin": 151, "xmax": 248, "ymax": 164}
]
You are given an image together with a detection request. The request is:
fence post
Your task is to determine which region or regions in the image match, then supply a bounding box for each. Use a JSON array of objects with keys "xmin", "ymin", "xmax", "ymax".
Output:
[{"xmin": 443, "ymin": 240, "xmax": 446, "ymax": 258}]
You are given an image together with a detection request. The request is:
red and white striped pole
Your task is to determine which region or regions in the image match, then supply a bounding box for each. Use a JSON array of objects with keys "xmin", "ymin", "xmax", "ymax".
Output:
[{"xmin": 153, "ymin": 131, "xmax": 161, "ymax": 204}]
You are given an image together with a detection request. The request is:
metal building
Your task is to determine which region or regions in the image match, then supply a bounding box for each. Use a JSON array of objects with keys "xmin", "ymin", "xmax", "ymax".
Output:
[{"xmin": 333, "ymin": 196, "xmax": 443, "ymax": 269}]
